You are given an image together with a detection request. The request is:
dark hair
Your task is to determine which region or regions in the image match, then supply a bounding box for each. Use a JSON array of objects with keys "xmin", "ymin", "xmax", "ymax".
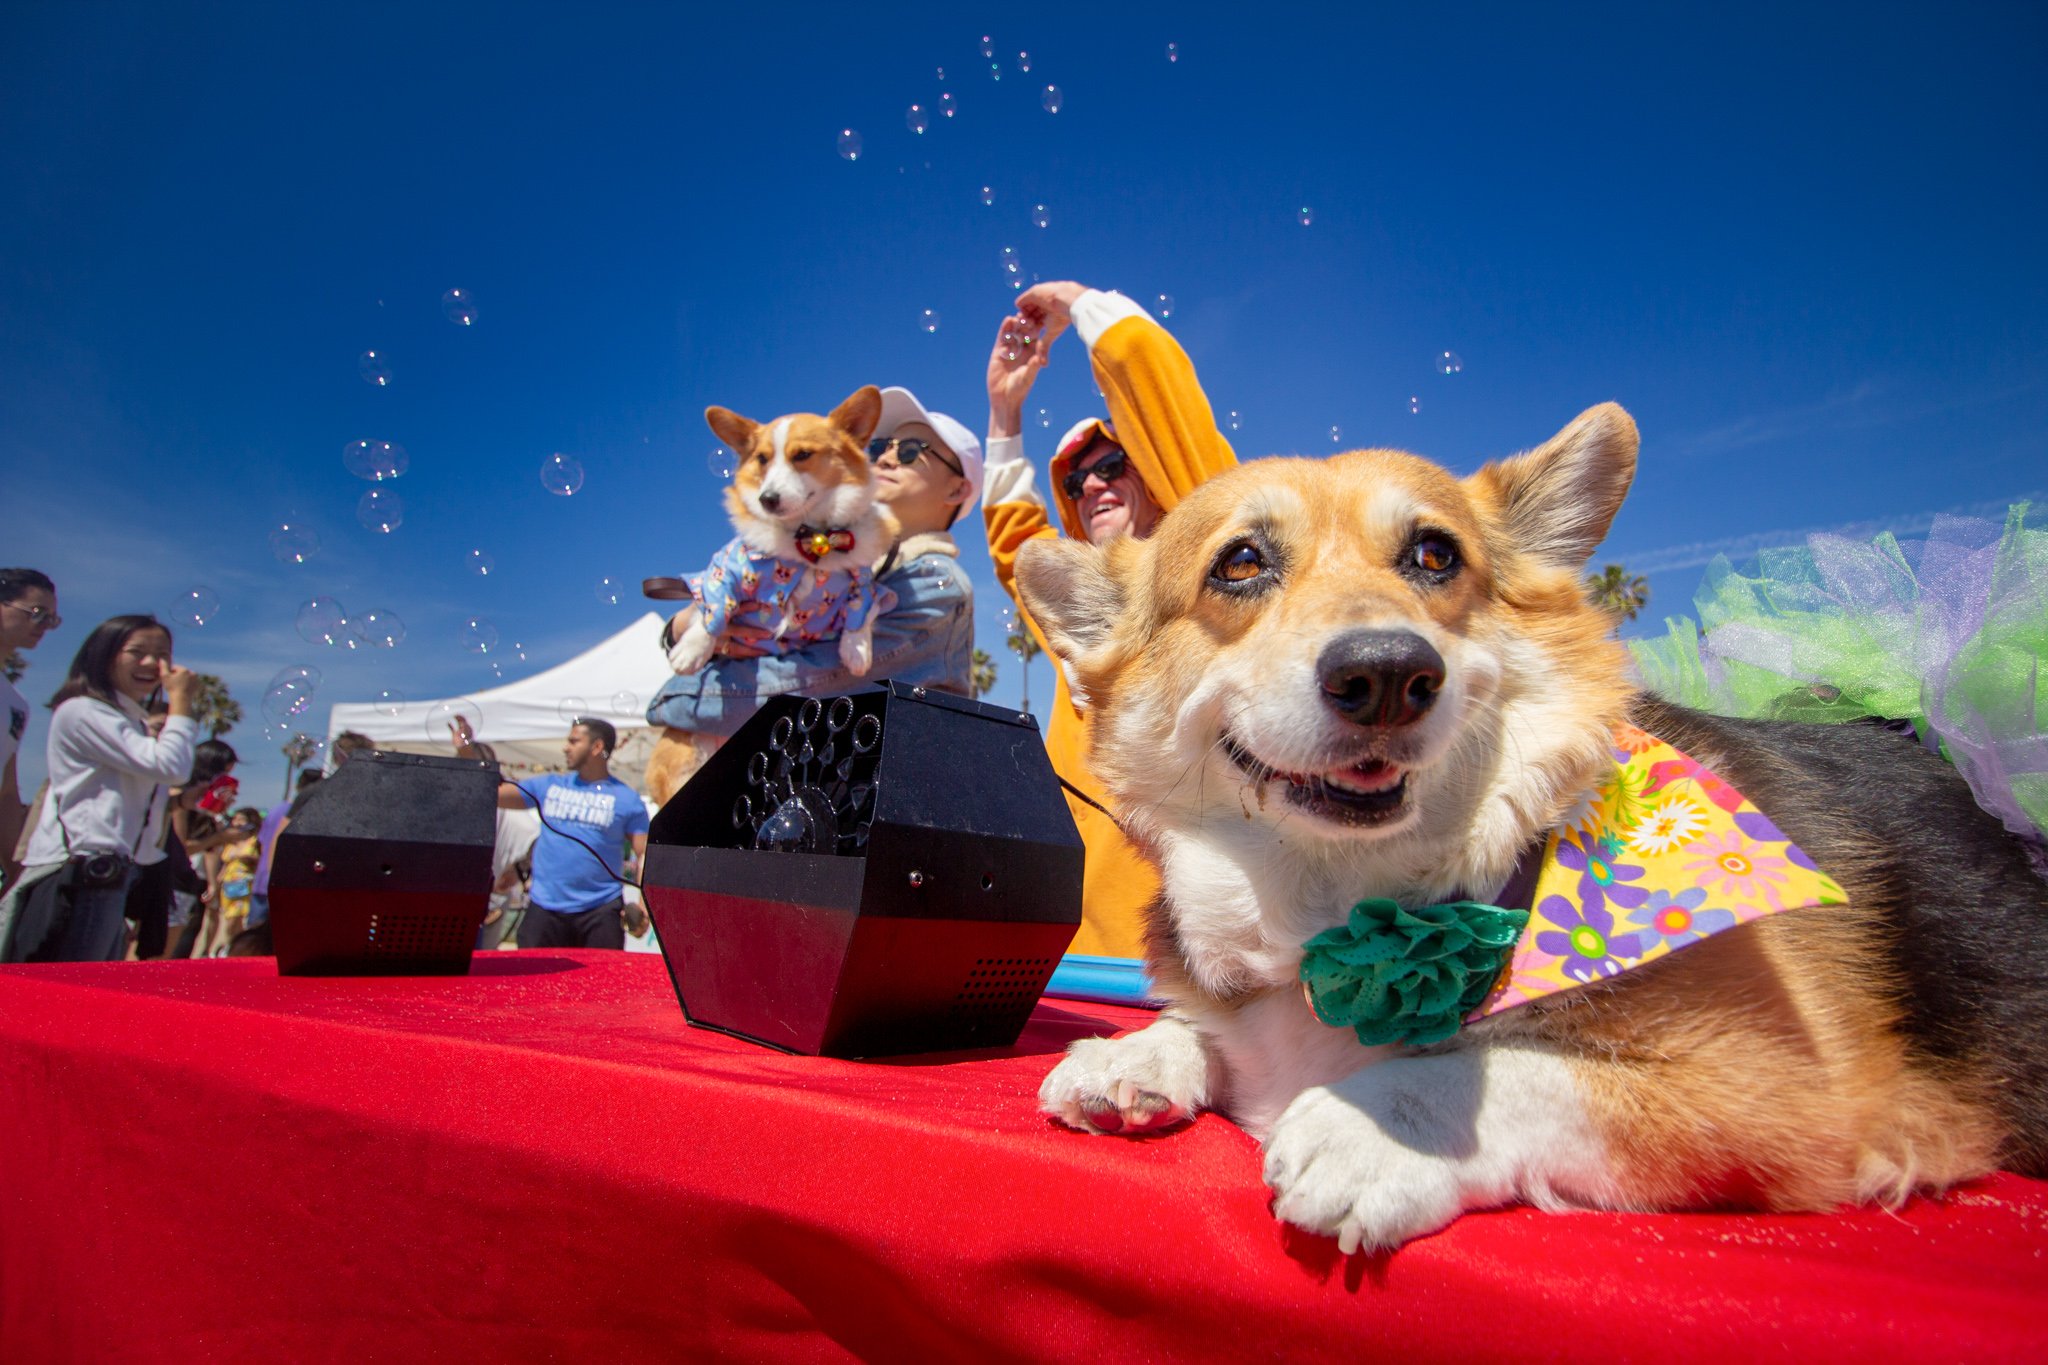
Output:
[
  {"xmin": 572, "ymin": 717, "xmax": 617, "ymax": 756},
  {"xmin": 191, "ymin": 738, "xmax": 239, "ymax": 784},
  {"xmin": 0, "ymin": 568, "xmax": 54, "ymax": 604},
  {"xmin": 333, "ymin": 731, "xmax": 376, "ymax": 761},
  {"xmin": 295, "ymin": 769, "xmax": 324, "ymax": 791},
  {"xmin": 48, "ymin": 614, "xmax": 171, "ymax": 711},
  {"xmin": 232, "ymin": 806, "xmax": 263, "ymax": 823}
]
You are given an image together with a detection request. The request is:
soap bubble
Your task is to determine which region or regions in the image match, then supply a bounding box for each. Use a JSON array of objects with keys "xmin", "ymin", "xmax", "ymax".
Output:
[
  {"xmin": 356, "ymin": 608, "xmax": 405, "ymax": 648},
  {"xmin": 1040, "ymin": 85, "xmax": 1062, "ymax": 114},
  {"xmin": 1329, "ymin": 425, "xmax": 1343, "ymax": 445},
  {"xmin": 978, "ymin": 185, "xmax": 994, "ymax": 207},
  {"xmin": 919, "ymin": 307, "xmax": 941, "ymax": 334},
  {"xmin": 906, "ymin": 104, "xmax": 928, "ymax": 134},
  {"xmin": 1298, "ymin": 205, "xmax": 1314, "ymax": 227},
  {"xmin": 540, "ymin": 452, "xmax": 584, "ymax": 496},
  {"xmin": 836, "ymin": 128, "xmax": 862, "ymax": 161},
  {"xmin": 609, "ymin": 689, "xmax": 639, "ymax": 715},
  {"xmin": 1037, "ymin": 407, "xmax": 1050, "ymax": 428},
  {"xmin": 999, "ymin": 245, "xmax": 1021, "ymax": 278},
  {"xmin": 261, "ymin": 681, "xmax": 315, "ymax": 726},
  {"xmin": 296, "ymin": 596, "xmax": 349, "ymax": 646},
  {"xmin": 988, "ymin": 62, "xmax": 1001, "ymax": 82},
  {"xmin": 1408, "ymin": 395, "xmax": 1422, "ymax": 415},
  {"xmin": 459, "ymin": 617, "xmax": 499, "ymax": 654},
  {"xmin": 938, "ymin": 92, "xmax": 956, "ymax": 119},
  {"xmin": 1155, "ymin": 292, "xmax": 1174, "ymax": 318},
  {"xmin": 356, "ymin": 487, "xmax": 403, "ymax": 533},
  {"xmin": 1437, "ymin": 349, "xmax": 1464, "ymax": 375},
  {"xmin": 556, "ymin": 696, "xmax": 588, "ymax": 723},
  {"xmin": 595, "ymin": 576, "xmax": 624, "ymax": 606},
  {"xmin": 357, "ymin": 350, "xmax": 391, "ymax": 387},
  {"xmin": 465, "ymin": 548, "xmax": 494, "ymax": 577},
  {"xmin": 170, "ymin": 586, "xmax": 220, "ymax": 627},
  {"xmin": 442, "ymin": 288, "xmax": 477, "ymax": 326},
  {"xmin": 425, "ymin": 698, "xmax": 483, "ymax": 746},
  {"xmin": 936, "ymin": 66, "xmax": 945, "ymax": 80},
  {"xmin": 511, "ymin": 641, "xmax": 528, "ymax": 663},
  {"xmin": 754, "ymin": 800, "xmax": 813, "ymax": 853},
  {"xmin": 270, "ymin": 523, "xmax": 318, "ymax": 565},
  {"xmin": 1227, "ymin": 410, "xmax": 1242, "ymax": 432},
  {"xmin": 978, "ymin": 35, "xmax": 993, "ymax": 58},
  {"xmin": 1016, "ymin": 51, "xmax": 1031, "ymax": 73},
  {"xmin": 270, "ymin": 664, "xmax": 322, "ymax": 692},
  {"xmin": 1167, "ymin": 42, "xmax": 1179, "ymax": 63},
  {"xmin": 707, "ymin": 447, "xmax": 736, "ymax": 479},
  {"xmin": 343, "ymin": 439, "xmax": 408, "ymax": 481},
  {"xmin": 1031, "ymin": 203, "xmax": 1050, "ymax": 229},
  {"xmin": 374, "ymin": 688, "xmax": 406, "ymax": 716}
]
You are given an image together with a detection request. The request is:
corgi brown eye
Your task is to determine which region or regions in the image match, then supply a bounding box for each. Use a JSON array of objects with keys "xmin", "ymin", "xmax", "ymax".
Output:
[
  {"xmin": 1411, "ymin": 537, "xmax": 1458, "ymax": 575},
  {"xmin": 1212, "ymin": 541, "xmax": 1266, "ymax": 584},
  {"xmin": 791, "ymin": 449, "xmax": 812, "ymax": 463}
]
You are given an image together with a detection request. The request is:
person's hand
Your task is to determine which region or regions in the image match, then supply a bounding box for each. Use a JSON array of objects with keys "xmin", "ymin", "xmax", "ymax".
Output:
[
  {"xmin": 987, "ymin": 312, "xmax": 1059, "ymax": 439},
  {"xmin": 1015, "ymin": 281, "xmax": 1088, "ymax": 332},
  {"xmin": 162, "ymin": 665, "xmax": 199, "ymax": 715},
  {"xmin": 448, "ymin": 715, "xmax": 478, "ymax": 756}
]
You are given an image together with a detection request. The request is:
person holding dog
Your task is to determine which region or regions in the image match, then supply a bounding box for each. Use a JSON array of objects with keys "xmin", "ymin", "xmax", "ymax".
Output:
[
  {"xmin": 642, "ymin": 386, "xmax": 982, "ymax": 803},
  {"xmin": 983, "ymin": 282, "xmax": 1238, "ymax": 966}
]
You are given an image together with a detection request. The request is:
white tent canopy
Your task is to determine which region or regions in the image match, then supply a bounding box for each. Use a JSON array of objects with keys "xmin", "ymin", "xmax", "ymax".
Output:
[{"xmin": 327, "ymin": 612, "xmax": 674, "ymax": 797}]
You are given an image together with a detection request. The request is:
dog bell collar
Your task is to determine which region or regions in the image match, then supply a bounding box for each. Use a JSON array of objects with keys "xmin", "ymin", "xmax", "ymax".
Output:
[
  {"xmin": 794, "ymin": 525, "xmax": 858, "ymax": 564},
  {"xmin": 1300, "ymin": 722, "xmax": 1849, "ymax": 1048}
]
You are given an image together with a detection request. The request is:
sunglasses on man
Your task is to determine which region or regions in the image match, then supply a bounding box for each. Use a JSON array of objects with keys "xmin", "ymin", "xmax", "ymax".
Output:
[
  {"xmin": 866, "ymin": 436, "xmax": 964, "ymax": 477},
  {"xmin": 1061, "ymin": 447, "xmax": 1131, "ymax": 500},
  {"xmin": 1, "ymin": 601, "xmax": 60, "ymax": 630}
]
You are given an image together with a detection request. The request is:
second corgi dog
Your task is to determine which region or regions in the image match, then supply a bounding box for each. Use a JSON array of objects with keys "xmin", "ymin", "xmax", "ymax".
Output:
[
  {"xmin": 668, "ymin": 385, "xmax": 896, "ymax": 678},
  {"xmin": 1013, "ymin": 404, "xmax": 2048, "ymax": 1253}
]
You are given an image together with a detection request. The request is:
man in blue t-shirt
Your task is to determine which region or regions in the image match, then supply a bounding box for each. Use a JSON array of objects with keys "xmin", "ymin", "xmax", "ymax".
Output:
[{"xmin": 496, "ymin": 717, "xmax": 650, "ymax": 950}]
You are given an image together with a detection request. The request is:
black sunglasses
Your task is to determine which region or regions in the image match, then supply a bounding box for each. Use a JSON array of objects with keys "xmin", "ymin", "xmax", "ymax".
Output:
[
  {"xmin": 867, "ymin": 436, "xmax": 964, "ymax": 477},
  {"xmin": 1062, "ymin": 447, "xmax": 1130, "ymax": 500}
]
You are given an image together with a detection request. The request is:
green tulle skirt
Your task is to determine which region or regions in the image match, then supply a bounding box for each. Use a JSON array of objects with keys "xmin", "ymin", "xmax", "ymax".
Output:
[{"xmin": 1630, "ymin": 504, "xmax": 2047, "ymax": 842}]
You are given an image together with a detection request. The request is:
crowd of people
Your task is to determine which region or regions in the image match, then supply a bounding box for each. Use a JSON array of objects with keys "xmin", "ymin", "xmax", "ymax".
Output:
[{"xmin": 1, "ymin": 279, "xmax": 1236, "ymax": 964}]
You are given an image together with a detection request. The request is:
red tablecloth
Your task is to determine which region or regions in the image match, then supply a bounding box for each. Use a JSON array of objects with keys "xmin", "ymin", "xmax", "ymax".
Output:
[{"xmin": 2, "ymin": 951, "xmax": 2044, "ymax": 1363}]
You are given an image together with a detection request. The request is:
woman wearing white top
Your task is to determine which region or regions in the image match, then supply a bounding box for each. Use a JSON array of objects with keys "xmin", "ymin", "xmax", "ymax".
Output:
[{"xmin": 0, "ymin": 615, "xmax": 199, "ymax": 962}]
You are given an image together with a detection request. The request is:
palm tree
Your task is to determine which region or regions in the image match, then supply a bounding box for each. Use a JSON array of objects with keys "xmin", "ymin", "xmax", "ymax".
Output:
[
  {"xmin": 189, "ymin": 672, "xmax": 243, "ymax": 737},
  {"xmin": 1583, "ymin": 563, "xmax": 1650, "ymax": 623},
  {"xmin": 1006, "ymin": 619, "xmax": 1043, "ymax": 714},
  {"xmin": 969, "ymin": 648, "xmax": 997, "ymax": 700},
  {"xmin": 280, "ymin": 732, "xmax": 319, "ymax": 799}
]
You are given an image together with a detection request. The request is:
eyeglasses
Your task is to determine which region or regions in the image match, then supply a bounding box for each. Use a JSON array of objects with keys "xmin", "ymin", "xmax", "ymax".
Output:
[
  {"xmin": 1062, "ymin": 448, "xmax": 1130, "ymax": 500},
  {"xmin": 2, "ymin": 601, "xmax": 60, "ymax": 629},
  {"xmin": 867, "ymin": 436, "xmax": 964, "ymax": 478}
]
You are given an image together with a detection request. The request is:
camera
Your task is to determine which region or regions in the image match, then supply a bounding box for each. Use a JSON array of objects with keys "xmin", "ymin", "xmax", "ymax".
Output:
[{"xmin": 74, "ymin": 852, "xmax": 132, "ymax": 890}]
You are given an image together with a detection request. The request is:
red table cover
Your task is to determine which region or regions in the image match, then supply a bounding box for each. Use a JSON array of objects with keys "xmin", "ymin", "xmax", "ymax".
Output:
[{"xmin": 2, "ymin": 950, "xmax": 2044, "ymax": 1363}]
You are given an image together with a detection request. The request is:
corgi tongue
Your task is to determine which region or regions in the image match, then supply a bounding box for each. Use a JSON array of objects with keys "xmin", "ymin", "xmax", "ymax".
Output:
[{"xmin": 1324, "ymin": 760, "xmax": 1403, "ymax": 794}]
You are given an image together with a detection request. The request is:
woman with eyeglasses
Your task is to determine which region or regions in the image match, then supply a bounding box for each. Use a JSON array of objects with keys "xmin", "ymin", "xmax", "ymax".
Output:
[
  {"xmin": 0, "ymin": 567, "xmax": 60, "ymax": 892},
  {"xmin": 981, "ymin": 281, "xmax": 1238, "ymax": 989},
  {"xmin": 641, "ymin": 386, "xmax": 984, "ymax": 804},
  {"xmin": 0, "ymin": 614, "xmax": 199, "ymax": 962}
]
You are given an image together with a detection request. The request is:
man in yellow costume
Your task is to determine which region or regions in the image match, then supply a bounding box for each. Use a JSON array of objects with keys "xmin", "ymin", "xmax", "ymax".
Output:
[{"xmin": 983, "ymin": 281, "xmax": 1238, "ymax": 982}]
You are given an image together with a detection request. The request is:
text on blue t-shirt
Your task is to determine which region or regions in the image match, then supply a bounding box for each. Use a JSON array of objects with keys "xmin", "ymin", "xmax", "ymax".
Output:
[{"xmin": 517, "ymin": 772, "xmax": 651, "ymax": 913}]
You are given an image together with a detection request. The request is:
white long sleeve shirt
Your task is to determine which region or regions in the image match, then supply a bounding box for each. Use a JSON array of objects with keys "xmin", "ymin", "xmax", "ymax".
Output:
[{"xmin": 22, "ymin": 696, "xmax": 197, "ymax": 868}]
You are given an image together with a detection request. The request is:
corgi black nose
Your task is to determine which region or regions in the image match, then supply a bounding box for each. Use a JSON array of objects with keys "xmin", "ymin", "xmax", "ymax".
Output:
[
  {"xmin": 1317, "ymin": 630, "xmax": 1445, "ymax": 727},
  {"xmin": 758, "ymin": 489, "xmax": 783, "ymax": 512}
]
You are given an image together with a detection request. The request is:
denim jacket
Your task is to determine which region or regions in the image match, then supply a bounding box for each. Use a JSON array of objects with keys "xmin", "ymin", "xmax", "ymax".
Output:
[{"xmin": 646, "ymin": 533, "xmax": 975, "ymax": 738}]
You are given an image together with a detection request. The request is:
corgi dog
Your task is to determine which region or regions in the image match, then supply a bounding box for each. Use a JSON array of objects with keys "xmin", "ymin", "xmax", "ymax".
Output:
[
  {"xmin": 1014, "ymin": 404, "xmax": 2048, "ymax": 1253},
  {"xmin": 666, "ymin": 385, "xmax": 896, "ymax": 678}
]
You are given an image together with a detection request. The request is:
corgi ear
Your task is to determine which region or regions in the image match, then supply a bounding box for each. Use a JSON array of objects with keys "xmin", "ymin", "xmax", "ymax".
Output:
[
  {"xmin": 828, "ymin": 385, "xmax": 884, "ymax": 444},
  {"xmin": 706, "ymin": 406, "xmax": 758, "ymax": 454},
  {"xmin": 1471, "ymin": 403, "xmax": 1638, "ymax": 569},
  {"xmin": 1015, "ymin": 536, "xmax": 1126, "ymax": 664}
]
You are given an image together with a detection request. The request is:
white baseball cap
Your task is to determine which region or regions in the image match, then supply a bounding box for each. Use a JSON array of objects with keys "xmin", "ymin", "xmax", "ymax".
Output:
[{"xmin": 875, "ymin": 386, "xmax": 984, "ymax": 516}]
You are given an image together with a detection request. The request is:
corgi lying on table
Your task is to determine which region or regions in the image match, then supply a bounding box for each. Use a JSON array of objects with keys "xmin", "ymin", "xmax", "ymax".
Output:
[
  {"xmin": 666, "ymin": 385, "xmax": 896, "ymax": 679},
  {"xmin": 1014, "ymin": 404, "xmax": 2048, "ymax": 1254}
]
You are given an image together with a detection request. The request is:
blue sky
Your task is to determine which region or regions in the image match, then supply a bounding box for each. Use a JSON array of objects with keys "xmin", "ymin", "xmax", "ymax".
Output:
[{"xmin": 4, "ymin": 2, "xmax": 2044, "ymax": 804}]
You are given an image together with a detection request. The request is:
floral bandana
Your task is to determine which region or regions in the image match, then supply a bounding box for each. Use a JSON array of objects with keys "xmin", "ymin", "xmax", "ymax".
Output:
[{"xmin": 1300, "ymin": 723, "xmax": 1848, "ymax": 1047}]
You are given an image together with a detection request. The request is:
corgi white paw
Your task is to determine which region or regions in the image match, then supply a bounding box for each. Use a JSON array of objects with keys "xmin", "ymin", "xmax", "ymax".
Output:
[
  {"xmin": 1040, "ymin": 1016, "xmax": 1209, "ymax": 1135},
  {"xmin": 667, "ymin": 622, "xmax": 717, "ymax": 675},
  {"xmin": 838, "ymin": 624, "xmax": 874, "ymax": 676},
  {"xmin": 1262, "ymin": 1084, "xmax": 1464, "ymax": 1254}
]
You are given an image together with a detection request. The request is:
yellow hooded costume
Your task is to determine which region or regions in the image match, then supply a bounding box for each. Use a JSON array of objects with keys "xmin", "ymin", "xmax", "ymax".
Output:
[{"xmin": 982, "ymin": 290, "xmax": 1238, "ymax": 961}]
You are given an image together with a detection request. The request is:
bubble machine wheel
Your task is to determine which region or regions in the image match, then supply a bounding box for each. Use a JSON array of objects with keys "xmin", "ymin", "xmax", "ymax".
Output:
[{"xmin": 643, "ymin": 682, "xmax": 1085, "ymax": 1058}]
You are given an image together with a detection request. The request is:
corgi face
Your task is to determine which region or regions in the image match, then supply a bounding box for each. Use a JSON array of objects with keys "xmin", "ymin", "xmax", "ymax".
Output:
[
  {"xmin": 708, "ymin": 386, "xmax": 883, "ymax": 534},
  {"xmin": 1017, "ymin": 404, "xmax": 1641, "ymax": 891}
]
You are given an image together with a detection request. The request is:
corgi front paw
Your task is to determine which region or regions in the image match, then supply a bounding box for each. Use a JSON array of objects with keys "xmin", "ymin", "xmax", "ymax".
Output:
[
  {"xmin": 838, "ymin": 623, "xmax": 874, "ymax": 676},
  {"xmin": 1262, "ymin": 1082, "xmax": 1463, "ymax": 1254},
  {"xmin": 667, "ymin": 621, "xmax": 717, "ymax": 675},
  {"xmin": 1040, "ymin": 1014, "xmax": 1210, "ymax": 1135}
]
